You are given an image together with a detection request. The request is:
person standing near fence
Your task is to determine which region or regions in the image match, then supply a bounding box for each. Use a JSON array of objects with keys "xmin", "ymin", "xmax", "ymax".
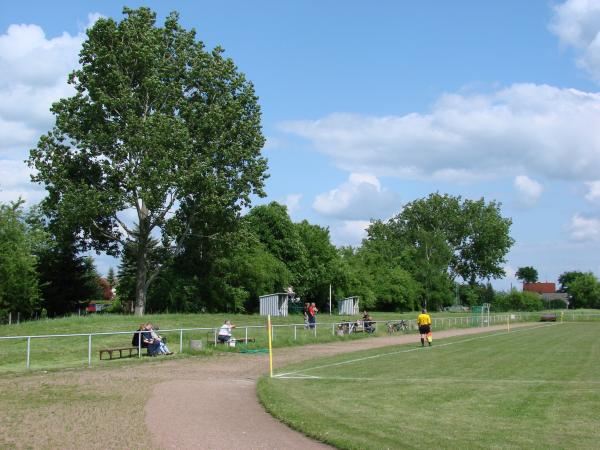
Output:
[
  {"xmin": 303, "ymin": 302, "xmax": 310, "ymax": 329},
  {"xmin": 417, "ymin": 309, "xmax": 432, "ymax": 347},
  {"xmin": 308, "ymin": 302, "xmax": 318, "ymax": 329}
]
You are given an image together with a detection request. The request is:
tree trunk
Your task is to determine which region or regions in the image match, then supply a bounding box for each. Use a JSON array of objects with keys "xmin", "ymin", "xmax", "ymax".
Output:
[{"xmin": 134, "ymin": 212, "xmax": 150, "ymax": 317}]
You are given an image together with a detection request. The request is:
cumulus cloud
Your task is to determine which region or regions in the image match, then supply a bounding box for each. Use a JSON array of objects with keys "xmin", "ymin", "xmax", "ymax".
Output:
[
  {"xmin": 568, "ymin": 213, "xmax": 600, "ymax": 241},
  {"xmin": 281, "ymin": 84, "xmax": 600, "ymax": 182},
  {"xmin": 550, "ymin": 0, "xmax": 600, "ymax": 82},
  {"xmin": 0, "ymin": 16, "xmax": 99, "ymax": 205},
  {"xmin": 0, "ymin": 159, "xmax": 45, "ymax": 203},
  {"xmin": 514, "ymin": 175, "xmax": 543, "ymax": 206},
  {"xmin": 330, "ymin": 220, "xmax": 371, "ymax": 247},
  {"xmin": 313, "ymin": 173, "xmax": 400, "ymax": 220}
]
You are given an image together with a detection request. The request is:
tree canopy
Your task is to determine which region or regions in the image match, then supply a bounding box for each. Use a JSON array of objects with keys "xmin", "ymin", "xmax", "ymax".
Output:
[
  {"xmin": 515, "ymin": 266, "xmax": 538, "ymax": 284},
  {"xmin": 0, "ymin": 200, "xmax": 40, "ymax": 320},
  {"xmin": 29, "ymin": 7, "xmax": 268, "ymax": 315},
  {"xmin": 361, "ymin": 193, "xmax": 513, "ymax": 309}
]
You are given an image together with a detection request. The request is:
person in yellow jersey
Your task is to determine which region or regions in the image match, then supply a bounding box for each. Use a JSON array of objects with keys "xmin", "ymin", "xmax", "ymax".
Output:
[{"xmin": 417, "ymin": 309, "xmax": 432, "ymax": 347}]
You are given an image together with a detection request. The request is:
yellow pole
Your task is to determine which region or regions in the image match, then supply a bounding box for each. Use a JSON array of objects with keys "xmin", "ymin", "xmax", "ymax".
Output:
[
  {"xmin": 507, "ymin": 314, "xmax": 510, "ymax": 333},
  {"xmin": 267, "ymin": 314, "xmax": 273, "ymax": 378}
]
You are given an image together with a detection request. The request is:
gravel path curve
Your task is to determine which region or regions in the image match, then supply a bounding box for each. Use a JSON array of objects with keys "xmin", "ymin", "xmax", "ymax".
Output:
[{"xmin": 145, "ymin": 324, "xmax": 522, "ymax": 449}]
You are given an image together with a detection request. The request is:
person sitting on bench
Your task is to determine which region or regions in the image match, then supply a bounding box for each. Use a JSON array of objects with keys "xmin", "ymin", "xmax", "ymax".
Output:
[
  {"xmin": 362, "ymin": 311, "xmax": 375, "ymax": 333},
  {"xmin": 132, "ymin": 324, "xmax": 146, "ymax": 348},
  {"xmin": 142, "ymin": 323, "xmax": 161, "ymax": 356},
  {"xmin": 217, "ymin": 320, "xmax": 236, "ymax": 343},
  {"xmin": 148, "ymin": 323, "xmax": 173, "ymax": 355}
]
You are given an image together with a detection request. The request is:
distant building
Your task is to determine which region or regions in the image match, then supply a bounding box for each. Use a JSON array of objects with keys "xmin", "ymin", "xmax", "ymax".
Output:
[
  {"xmin": 523, "ymin": 282, "xmax": 569, "ymax": 307},
  {"xmin": 523, "ymin": 282, "xmax": 556, "ymax": 294}
]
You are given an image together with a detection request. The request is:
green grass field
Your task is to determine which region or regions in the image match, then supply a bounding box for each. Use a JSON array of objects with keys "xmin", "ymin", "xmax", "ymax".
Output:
[
  {"xmin": 0, "ymin": 310, "xmax": 594, "ymax": 374},
  {"xmin": 258, "ymin": 322, "xmax": 600, "ymax": 450},
  {"xmin": 0, "ymin": 311, "xmax": 422, "ymax": 373}
]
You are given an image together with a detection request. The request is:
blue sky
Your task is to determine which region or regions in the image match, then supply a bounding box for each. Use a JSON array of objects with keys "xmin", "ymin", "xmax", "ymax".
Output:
[{"xmin": 2, "ymin": 0, "xmax": 600, "ymax": 290}]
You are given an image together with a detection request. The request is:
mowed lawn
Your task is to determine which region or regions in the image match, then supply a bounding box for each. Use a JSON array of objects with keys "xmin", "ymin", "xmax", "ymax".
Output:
[
  {"xmin": 258, "ymin": 322, "xmax": 600, "ymax": 450},
  {"xmin": 0, "ymin": 312, "xmax": 415, "ymax": 373}
]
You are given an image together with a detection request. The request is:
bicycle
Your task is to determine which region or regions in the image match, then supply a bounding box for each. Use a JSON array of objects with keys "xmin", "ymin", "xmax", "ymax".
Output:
[{"xmin": 386, "ymin": 320, "xmax": 409, "ymax": 334}]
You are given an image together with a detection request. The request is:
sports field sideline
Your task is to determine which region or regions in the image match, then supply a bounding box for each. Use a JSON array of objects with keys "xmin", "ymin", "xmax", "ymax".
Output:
[{"xmin": 259, "ymin": 322, "xmax": 600, "ymax": 450}]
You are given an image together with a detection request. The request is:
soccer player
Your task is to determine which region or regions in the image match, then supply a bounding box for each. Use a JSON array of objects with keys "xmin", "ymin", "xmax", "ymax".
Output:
[{"xmin": 417, "ymin": 309, "xmax": 432, "ymax": 347}]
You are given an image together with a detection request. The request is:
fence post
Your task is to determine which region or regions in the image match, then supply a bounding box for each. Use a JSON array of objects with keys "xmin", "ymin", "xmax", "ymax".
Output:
[
  {"xmin": 245, "ymin": 327, "xmax": 248, "ymax": 344},
  {"xmin": 179, "ymin": 329, "xmax": 183, "ymax": 353},
  {"xmin": 8, "ymin": 312, "xmax": 11, "ymax": 325},
  {"xmin": 26, "ymin": 336, "xmax": 31, "ymax": 369},
  {"xmin": 88, "ymin": 334, "xmax": 92, "ymax": 367},
  {"xmin": 314, "ymin": 323, "xmax": 317, "ymax": 338},
  {"xmin": 294, "ymin": 325, "xmax": 297, "ymax": 340},
  {"xmin": 332, "ymin": 323, "xmax": 335, "ymax": 336},
  {"xmin": 138, "ymin": 332, "xmax": 142, "ymax": 358}
]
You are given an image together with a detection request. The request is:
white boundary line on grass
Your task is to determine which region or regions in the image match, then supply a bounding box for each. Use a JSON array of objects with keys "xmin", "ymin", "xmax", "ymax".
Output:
[
  {"xmin": 273, "ymin": 374, "xmax": 600, "ymax": 386},
  {"xmin": 274, "ymin": 323, "xmax": 558, "ymax": 379}
]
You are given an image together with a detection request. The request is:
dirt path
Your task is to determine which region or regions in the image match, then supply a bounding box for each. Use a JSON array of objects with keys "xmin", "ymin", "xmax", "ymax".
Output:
[{"xmin": 145, "ymin": 324, "xmax": 521, "ymax": 449}]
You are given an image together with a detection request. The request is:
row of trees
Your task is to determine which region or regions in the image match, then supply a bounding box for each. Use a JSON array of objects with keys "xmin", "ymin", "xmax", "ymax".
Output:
[
  {"xmin": 0, "ymin": 200, "xmax": 104, "ymax": 320},
  {"xmin": 110, "ymin": 193, "xmax": 514, "ymax": 314},
  {"xmin": 1, "ymin": 192, "xmax": 517, "ymax": 317}
]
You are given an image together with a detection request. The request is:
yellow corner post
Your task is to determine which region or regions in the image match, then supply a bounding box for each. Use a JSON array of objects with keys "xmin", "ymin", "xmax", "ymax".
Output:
[{"xmin": 267, "ymin": 314, "xmax": 273, "ymax": 378}]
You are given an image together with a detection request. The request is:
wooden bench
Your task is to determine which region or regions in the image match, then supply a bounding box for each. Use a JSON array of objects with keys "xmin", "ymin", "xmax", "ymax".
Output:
[
  {"xmin": 99, "ymin": 347, "xmax": 140, "ymax": 360},
  {"xmin": 211, "ymin": 336, "xmax": 256, "ymax": 346},
  {"xmin": 540, "ymin": 313, "xmax": 557, "ymax": 322}
]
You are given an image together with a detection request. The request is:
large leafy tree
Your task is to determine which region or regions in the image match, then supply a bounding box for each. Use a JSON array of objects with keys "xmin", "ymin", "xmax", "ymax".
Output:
[
  {"xmin": 295, "ymin": 220, "xmax": 344, "ymax": 308},
  {"xmin": 353, "ymin": 222, "xmax": 422, "ymax": 311},
  {"xmin": 558, "ymin": 271, "xmax": 585, "ymax": 293},
  {"xmin": 515, "ymin": 266, "xmax": 538, "ymax": 284},
  {"xmin": 565, "ymin": 272, "xmax": 600, "ymax": 309},
  {"xmin": 388, "ymin": 193, "xmax": 513, "ymax": 285},
  {"xmin": 245, "ymin": 203, "xmax": 307, "ymax": 290},
  {"xmin": 362, "ymin": 193, "xmax": 513, "ymax": 309},
  {"xmin": 29, "ymin": 7, "xmax": 267, "ymax": 315}
]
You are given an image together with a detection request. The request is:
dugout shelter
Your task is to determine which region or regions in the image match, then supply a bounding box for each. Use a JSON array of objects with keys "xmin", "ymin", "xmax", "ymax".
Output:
[
  {"xmin": 338, "ymin": 296, "xmax": 359, "ymax": 315},
  {"xmin": 259, "ymin": 293, "xmax": 289, "ymax": 316}
]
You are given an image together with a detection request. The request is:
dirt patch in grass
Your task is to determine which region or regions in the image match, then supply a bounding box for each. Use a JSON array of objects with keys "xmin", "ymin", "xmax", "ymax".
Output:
[{"xmin": 0, "ymin": 324, "xmax": 525, "ymax": 449}]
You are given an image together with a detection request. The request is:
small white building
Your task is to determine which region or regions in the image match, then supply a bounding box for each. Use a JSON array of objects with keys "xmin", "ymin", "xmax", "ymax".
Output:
[
  {"xmin": 259, "ymin": 293, "xmax": 289, "ymax": 316},
  {"xmin": 338, "ymin": 296, "xmax": 359, "ymax": 315}
]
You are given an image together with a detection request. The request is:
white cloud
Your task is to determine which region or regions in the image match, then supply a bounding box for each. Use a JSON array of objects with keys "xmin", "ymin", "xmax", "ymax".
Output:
[
  {"xmin": 568, "ymin": 213, "xmax": 600, "ymax": 241},
  {"xmin": 0, "ymin": 159, "xmax": 45, "ymax": 204},
  {"xmin": 514, "ymin": 175, "xmax": 543, "ymax": 206},
  {"xmin": 313, "ymin": 173, "xmax": 400, "ymax": 220},
  {"xmin": 281, "ymin": 84, "xmax": 600, "ymax": 182},
  {"xmin": 0, "ymin": 16, "xmax": 99, "ymax": 205},
  {"xmin": 585, "ymin": 180, "xmax": 600, "ymax": 202},
  {"xmin": 330, "ymin": 220, "xmax": 371, "ymax": 247},
  {"xmin": 281, "ymin": 193, "xmax": 302, "ymax": 215},
  {"xmin": 550, "ymin": 0, "xmax": 600, "ymax": 82}
]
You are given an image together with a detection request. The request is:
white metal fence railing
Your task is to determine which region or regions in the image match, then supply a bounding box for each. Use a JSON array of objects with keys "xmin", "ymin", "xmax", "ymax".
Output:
[{"xmin": 2, "ymin": 312, "xmax": 599, "ymax": 371}]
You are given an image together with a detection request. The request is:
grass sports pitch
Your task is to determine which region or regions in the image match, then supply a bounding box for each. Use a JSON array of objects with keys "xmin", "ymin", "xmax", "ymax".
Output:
[{"xmin": 258, "ymin": 322, "xmax": 600, "ymax": 449}]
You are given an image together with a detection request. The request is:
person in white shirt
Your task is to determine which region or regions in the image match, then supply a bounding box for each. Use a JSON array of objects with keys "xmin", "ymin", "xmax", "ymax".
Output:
[{"xmin": 217, "ymin": 320, "xmax": 236, "ymax": 343}]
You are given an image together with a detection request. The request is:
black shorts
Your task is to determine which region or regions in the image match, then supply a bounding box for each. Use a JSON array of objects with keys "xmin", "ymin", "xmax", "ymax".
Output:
[{"xmin": 418, "ymin": 325, "xmax": 431, "ymax": 334}]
